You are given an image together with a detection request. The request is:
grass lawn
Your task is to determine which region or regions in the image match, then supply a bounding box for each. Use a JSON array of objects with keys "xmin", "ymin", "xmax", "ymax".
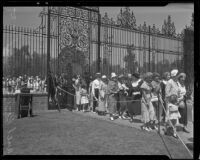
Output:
[{"xmin": 3, "ymin": 110, "xmax": 192, "ymax": 158}]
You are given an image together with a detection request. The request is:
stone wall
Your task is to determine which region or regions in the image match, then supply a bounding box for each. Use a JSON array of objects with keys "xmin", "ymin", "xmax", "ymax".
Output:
[{"xmin": 3, "ymin": 94, "xmax": 48, "ymax": 118}]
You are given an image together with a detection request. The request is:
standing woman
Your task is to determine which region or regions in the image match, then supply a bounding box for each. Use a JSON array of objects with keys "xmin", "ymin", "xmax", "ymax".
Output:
[
  {"xmin": 160, "ymin": 72, "xmax": 170, "ymax": 123},
  {"xmin": 74, "ymin": 75, "xmax": 81, "ymax": 111},
  {"xmin": 177, "ymin": 73, "xmax": 190, "ymax": 133},
  {"xmin": 127, "ymin": 73, "xmax": 143, "ymax": 122},
  {"xmin": 118, "ymin": 75, "xmax": 129, "ymax": 119},
  {"xmin": 91, "ymin": 73, "xmax": 101, "ymax": 113},
  {"xmin": 140, "ymin": 72, "xmax": 155, "ymax": 131},
  {"xmin": 96, "ymin": 75, "xmax": 108, "ymax": 116},
  {"xmin": 107, "ymin": 72, "xmax": 119, "ymax": 121},
  {"xmin": 165, "ymin": 69, "xmax": 180, "ymax": 130}
]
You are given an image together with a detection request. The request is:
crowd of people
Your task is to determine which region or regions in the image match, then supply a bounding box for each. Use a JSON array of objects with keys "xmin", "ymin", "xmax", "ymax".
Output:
[
  {"xmin": 3, "ymin": 75, "xmax": 47, "ymax": 94},
  {"xmin": 52, "ymin": 69, "xmax": 193, "ymax": 138}
]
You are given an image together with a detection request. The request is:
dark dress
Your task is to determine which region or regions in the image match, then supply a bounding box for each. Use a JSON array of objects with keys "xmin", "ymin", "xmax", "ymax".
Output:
[{"xmin": 126, "ymin": 79, "xmax": 143, "ymax": 121}]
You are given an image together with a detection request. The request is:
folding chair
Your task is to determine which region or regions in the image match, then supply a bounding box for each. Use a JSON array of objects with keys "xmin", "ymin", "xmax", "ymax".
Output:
[
  {"xmin": 19, "ymin": 94, "xmax": 32, "ymax": 118},
  {"xmin": 18, "ymin": 88, "xmax": 32, "ymax": 118}
]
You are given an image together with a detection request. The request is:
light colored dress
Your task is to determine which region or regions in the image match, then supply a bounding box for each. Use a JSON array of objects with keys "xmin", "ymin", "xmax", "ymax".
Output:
[
  {"xmin": 168, "ymin": 103, "xmax": 181, "ymax": 125},
  {"xmin": 75, "ymin": 79, "xmax": 81, "ymax": 105},
  {"xmin": 140, "ymin": 81, "xmax": 155, "ymax": 123},
  {"xmin": 96, "ymin": 81, "xmax": 108, "ymax": 112},
  {"xmin": 80, "ymin": 88, "xmax": 89, "ymax": 104},
  {"xmin": 107, "ymin": 80, "xmax": 119, "ymax": 115}
]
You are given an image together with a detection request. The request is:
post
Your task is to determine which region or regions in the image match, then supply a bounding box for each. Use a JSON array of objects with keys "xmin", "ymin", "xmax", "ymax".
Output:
[
  {"xmin": 97, "ymin": 13, "xmax": 101, "ymax": 72},
  {"xmin": 47, "ymin": 7, "xmax": 51, "ymax": 101},
  {"xmin": 149, "ymin": 26, "xmax": 151, "ymax": 72},
  {"xmin": 158, "ymin": 95, "xmax": 160, "ymax": 134}
]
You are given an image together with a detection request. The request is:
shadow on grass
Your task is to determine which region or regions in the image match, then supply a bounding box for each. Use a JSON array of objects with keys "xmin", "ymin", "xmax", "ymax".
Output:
[
  {"xmin": 186, "ymin": 142, "xmax": 193, "ymax": 151},
  {"xmin": 188, "ymin": 137, "xmax": 193, "ymax": 142}
]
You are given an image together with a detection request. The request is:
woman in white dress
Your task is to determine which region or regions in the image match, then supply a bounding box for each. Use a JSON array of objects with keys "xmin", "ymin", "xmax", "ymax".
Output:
[
  {"xmin": 96, "ymin": 75, "xmax": 108, "ymax": 116},
  {"xmin": 74, "ymin": 75, "xmax": 81, "ymax": 111}
]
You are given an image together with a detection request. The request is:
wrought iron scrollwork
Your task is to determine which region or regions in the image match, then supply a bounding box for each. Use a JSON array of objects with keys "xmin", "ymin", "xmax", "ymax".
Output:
[
  {"xmin": 117, "ymin": 7, "xmax": 136, "ymax": 29},
  {"xmin": 162, "ymin": 15, "xmax": 176, "ymax": 37}
]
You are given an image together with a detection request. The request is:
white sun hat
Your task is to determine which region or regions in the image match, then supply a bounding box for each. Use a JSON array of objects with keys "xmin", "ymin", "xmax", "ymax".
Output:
[
  {"xmin": 102, "ymin": 75, "xmax": 107, "ymax": 79},
  {"xmin": 171, "ymin": 69, "xmax": 178, "ymax": 77},
  {"xmin": 111, "ymin": 72, "xmax": 117, "ymax": 78}
]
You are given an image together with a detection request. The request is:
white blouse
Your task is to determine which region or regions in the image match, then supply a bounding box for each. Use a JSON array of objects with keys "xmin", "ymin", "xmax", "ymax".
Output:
[{"xmin": 177, "ymin": 82, "xmax": 186, "ymax": 100}]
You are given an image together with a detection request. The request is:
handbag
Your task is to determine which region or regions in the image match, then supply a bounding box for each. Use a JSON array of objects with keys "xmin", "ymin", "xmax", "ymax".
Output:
[{"xmin": 178, "ymin": 100, "xmax": 185, "ymax": 109}]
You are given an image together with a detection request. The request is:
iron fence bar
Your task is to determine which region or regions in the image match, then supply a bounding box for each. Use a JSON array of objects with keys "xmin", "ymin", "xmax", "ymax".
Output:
[
  {"xmin": 148, "ymin": 26, "xmax": 151, "ymax": 72},
  {"xmin": 47, "ymin": 6, "xmax": 51, "ymax": 100},
  {"xmin": 97, "ymin": 13, "xmax": 101, "ymax": 72}
]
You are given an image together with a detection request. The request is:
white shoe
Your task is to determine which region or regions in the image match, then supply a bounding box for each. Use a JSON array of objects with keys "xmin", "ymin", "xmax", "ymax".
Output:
[
  {"xmin": 110, "ymin": 117, "xmax": 114, "ymax": 121},
  {"xmin": 144, "ymin": 127, "xmax": 150, "ymax": 132},
  {"xmin": 119, "ymin": 116, "xmax": 122, "ymax": 119},
  {"xmin": 154, "ymin": 126, "xmax": 158, "ymax": 130}
]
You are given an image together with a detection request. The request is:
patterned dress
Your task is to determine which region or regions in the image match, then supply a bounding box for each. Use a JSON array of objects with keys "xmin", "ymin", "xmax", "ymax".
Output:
[
  {"xmin": 140, "ymin": 81, "xmax": 155, "ymax": 123},
  {"xmin": 107, "ymin": 80, "xmax": 119, "ymax": 115},
  {"xmin": 96, "ymin": 81, "xmax": 108, "ymax": 112}
]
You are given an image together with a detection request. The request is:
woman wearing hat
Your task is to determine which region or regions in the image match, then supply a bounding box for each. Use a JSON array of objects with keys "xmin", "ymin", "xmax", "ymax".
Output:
[
  {"xmin": 165, "ymin": 69, "xmax": 182, "ymax": 129},
  {"xmin": 117, "ymin": 74, "xmax": 129, "ymax": 119},
  {"xmin": 74, "ymin": 75, "xmax": 82, "ymax": 111},
  {"xmin": 96, "ymin": 75, "xmax": 108, "ymax": 116},
  {"xmin": 107, "ymin": 72, "xmax": 120, "ymax": 121},
  {"xmin": 126, "ymin": 73, "xmax": 143, "ymax": 122},
  {"xmin": 160, "ymin": 72, "xmax": 170, "ymax": 122},
  {"xmin": 151, "ymin": 72, "xmax": 163, "ymax": 127},
  {"xmin": 140, "ymin": 72, "xmax": 155, "ymax": 131},
  {"xmin": 177, "ymin": 73, "xmax": 190, "ymax": 133},
  {"xmin": 91, "ymin": 73, "xmax": 101, "ymax": 113}
]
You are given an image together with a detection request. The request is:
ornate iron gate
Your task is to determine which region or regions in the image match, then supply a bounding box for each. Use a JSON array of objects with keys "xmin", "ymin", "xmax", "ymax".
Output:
[
  {"xmin": 3, "ymin": 7, "xmax": 185, "ymax": 79},
  {"xmin": 39, "ymin": 7, "xmax": 100, "ymax": 78}
]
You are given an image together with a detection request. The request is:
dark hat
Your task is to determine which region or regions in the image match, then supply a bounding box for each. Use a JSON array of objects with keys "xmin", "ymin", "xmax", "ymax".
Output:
[
  {"xmin": 144, "ymin": 72, "xmax": 153, "ymax": 80},
  {"xmin": 132, "ymin": 72, "xmax": 140, "ymax": 79},
  {"xmin": 153, "ymin": 72, "xmax": 160, "ymax": 78},
  {"xmin": 178, "ymin": 73, "xmax": 186, "ymax": 79}
]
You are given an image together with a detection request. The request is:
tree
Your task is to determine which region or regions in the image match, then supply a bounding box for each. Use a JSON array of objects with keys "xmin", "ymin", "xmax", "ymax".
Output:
[
  {"xmin": 58, "ymin": 46, "xmax": 87, "ymax": 78},
  {"xmin": 123, "ymin": 45, "xmax": 138, "ymax": 74},
  {"xmin": 3, "ymin": 45, "xmax": 47, "ymax": 77}
]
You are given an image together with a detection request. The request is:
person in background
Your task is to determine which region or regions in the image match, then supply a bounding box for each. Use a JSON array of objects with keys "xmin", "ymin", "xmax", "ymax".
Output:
[
  {"xmin": 165, "ymin": 69, "xmax": 180, "ymax": 125},
  {"xmin": 107, "ymin": 72, "xmax": 119, "ymax": 121},
  {"xmin": 140, "ymin": 72, "xmax": 155, "ymax": 131},
  {"xmin": 160, "ymin": 72, "xmax": 171, "ymax": 123},
  {"xmin": 96, "ymin": 75, "xmax": 108, "ymax": 116},
  {"xmin": 126, "ymin": 73, "xmax": 143, "ymax": 122},
  {"xmin": 74, "ymin": 75, "xmax": 81, "ymax": 111},
  {"xmin": 88, "ymin": 76, "xmax": 94, "ymax": 112},
  {"xmin": 11, "ymin": 77, "xmax": 16, "ymax": 93},
  {"xmin": 91, "ymin": 73, "xmax": 101, "ymax": 113},
  {"xmin": 3, "ymin": 77, "xmax": 6, "ymax": 94},
  {"xmin": 165, "ymin": 94, "xmax": 181, "ymax": 138},
  {"xmin": 177, "ymin": 73, "xmax": 190, "ymax": 133},
  {"xmin": 80, "ymin": 84, "xmax": 89, "ymax": 112},
  {"xmin": 118, "ymin": 75, "xmax": 129, "ymax": 119},
  {"xmin": 151, "ymin": 73, "xmax": 163, "ymax": 127},
  {"xmin": 8, "ymin": 78, "xmax": 12, "ymax": 94}
]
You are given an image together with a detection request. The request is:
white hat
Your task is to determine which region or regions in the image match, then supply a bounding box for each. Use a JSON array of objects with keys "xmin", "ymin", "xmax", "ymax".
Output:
[
  {"xmin": 171, "ymin": 69, "xmax": 178, "ymax": 77},
  {"xmin": 111, "ymin": 72, "xmax": 117, "ymax": 78},
  {"xmin": 102, "ymin": 75, "xmax": 107, "ymax": 79}
]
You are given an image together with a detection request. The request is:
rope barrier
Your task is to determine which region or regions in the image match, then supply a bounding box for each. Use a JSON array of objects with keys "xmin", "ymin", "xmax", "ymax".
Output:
[
  {"xmin": 158, "ymin": 95, "xmax": 193, "ymax": 158},
  {"xmin": 57, "ymin": 86, "xmax": 141, "ymax": 103}
]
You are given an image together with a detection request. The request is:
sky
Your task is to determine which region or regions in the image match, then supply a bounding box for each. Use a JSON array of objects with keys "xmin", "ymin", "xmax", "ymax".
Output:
[{"xmin": 3, "ymin": 3, "xmax": 194, "ymax": 34}]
